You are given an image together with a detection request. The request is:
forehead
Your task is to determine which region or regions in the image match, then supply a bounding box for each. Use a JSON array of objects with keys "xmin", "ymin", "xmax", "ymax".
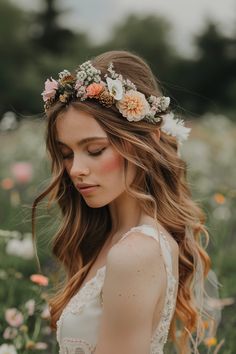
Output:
[{"xmin": 55, "ymin": 106, "xmax": 107, "ymax": 144}]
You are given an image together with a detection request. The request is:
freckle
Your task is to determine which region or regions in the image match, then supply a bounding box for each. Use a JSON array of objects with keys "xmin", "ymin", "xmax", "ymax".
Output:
[
  {"xmin": 132, "ymin": 294, "xmax": 135, "ymax": 297},
  {"xmin": 137, "ymin": 270, "xmax": 141, "ymax": 273},
  {"xmin": 118, "ymin": 294, "xmax": 122, "ymax": 297}
]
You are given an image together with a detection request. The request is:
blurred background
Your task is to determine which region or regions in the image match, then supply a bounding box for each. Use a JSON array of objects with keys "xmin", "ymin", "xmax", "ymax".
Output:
[{"xmin": 0, "ymin": 0, "xmax": 235, "ymax": 353}]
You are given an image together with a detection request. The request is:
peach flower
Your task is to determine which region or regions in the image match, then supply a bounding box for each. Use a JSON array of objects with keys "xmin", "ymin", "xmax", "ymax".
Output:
[
  {"xmin": 116, "ymin": 90, "xmax": 150, "ymax": 122},
  {"xmin": 1, "ymin": 177, "xmax": 15, "ymax": 190},
  {"xmin": 86, "ymin": 83, "xmax": 104, "ymax": 98},
  {"xmin": 30, "ymin": 274, "xmax": 49, "ymax": 286},
  {"xmin": 41, "ymin": 78, "xmax": 58, "ymax": 102},
  {"xmin": 5, "ymin": 308, "xmax": 24, "ymax": 327}
]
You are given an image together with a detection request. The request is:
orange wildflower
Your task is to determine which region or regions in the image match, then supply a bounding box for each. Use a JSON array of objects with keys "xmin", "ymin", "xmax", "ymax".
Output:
[
  {"xmin": 86, "ymin": 83, "xmax": 104, "ymax": 98},
  {"xmin": 30, "ymin": 274, "xmax": 49, "ymax": 286},
  {"xmin": 204, "ymin": 337, "xmax": 217, "ymax": 347},
  {"xmin": 1, "ymin": 178, "xmax": 14, "ymax": 190},
  {"xmin": 213, "ymin": 193, "xmax": 225, "ymax": 204}
]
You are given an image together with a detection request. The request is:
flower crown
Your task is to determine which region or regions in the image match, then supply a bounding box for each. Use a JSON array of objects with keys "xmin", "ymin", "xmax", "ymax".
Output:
[{"xmin": 42, "ymin": 60, "xmax": 191, "ymax": 144}]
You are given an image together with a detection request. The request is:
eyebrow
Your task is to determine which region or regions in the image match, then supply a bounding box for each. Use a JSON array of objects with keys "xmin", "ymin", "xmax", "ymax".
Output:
[{"xmin": 56, "ymin": 137, "xmax": 108, "ymax": 147}]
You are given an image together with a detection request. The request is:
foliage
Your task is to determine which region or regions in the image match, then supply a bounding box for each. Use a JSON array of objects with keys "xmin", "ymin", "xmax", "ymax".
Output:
[{"xmin": 0, "ymin": 1, "xmax": 235, "ymax": 118}]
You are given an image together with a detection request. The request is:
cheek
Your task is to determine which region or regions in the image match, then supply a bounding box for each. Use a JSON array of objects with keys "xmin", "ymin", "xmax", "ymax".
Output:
[{"xmin": 98, "ymin": 153, "xmax": 123, "ymax": 174}]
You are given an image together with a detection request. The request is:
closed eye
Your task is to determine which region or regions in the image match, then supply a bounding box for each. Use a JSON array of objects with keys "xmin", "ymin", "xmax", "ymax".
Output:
[{"xmin": 62, "ymin": 148, "xmax": 106, "ymax": 159}]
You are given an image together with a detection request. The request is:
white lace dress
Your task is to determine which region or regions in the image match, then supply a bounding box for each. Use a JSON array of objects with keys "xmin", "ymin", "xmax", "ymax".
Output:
[{"xmin": 56, "ymin": 224, "xmax": 178, "ymax": 354}]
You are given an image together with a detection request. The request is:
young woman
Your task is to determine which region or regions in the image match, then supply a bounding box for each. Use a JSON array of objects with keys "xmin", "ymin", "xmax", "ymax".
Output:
[{"xmin": 32, "ymin": 50, "xmax": 212, "ymax": 354}]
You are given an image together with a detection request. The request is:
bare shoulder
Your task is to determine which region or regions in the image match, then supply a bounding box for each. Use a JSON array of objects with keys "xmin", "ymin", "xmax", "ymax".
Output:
[
  {"xmin": 101, "ymin": 230, "xmax": 166, "ymax": 329},
  {"xmin": 95, "ymin": 229, "xmax": 177, "ymax": 353},
  {"xmin": 107, "ymin": 230, "xmax": 162, "ymax": 272}
]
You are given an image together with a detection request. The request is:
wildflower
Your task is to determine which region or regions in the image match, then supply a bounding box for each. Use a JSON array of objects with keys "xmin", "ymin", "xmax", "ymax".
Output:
[
  {"xmin": 35, "ymin": 342, "xmax": 48, "ymax": 350},
  {"xmin": 10, "ymin": 162, "xmax": 33, "ymax": 184},
  {"xmin": 59, "ymin": 93, "xmax": 70, "ymax": 103},
  {"xmin": 5, "ymin": 308, "xmax": 24, "ymax": 327},
  {"xmin": 1, "ymin": 178, "xmax": 15, "ymax": 190},
  {"xmin": 6, "ymin": 238, "xmax": 34, "ymax": 260},
  {"xmin": 41, "ymin": 305, "xmax": 50, "ymax": 320},
  {"xmin": 25, "ymin": 341, "xmax": 35, "ymax": 350},
  {"xmin": 213, "ymin": 193, "xmax": 225, "ymax": 204},
  {"xmin": 41, "ymin": 78, "xmax": 58, "ymax": 102},
  {"xmin": 86, "ymin": 83, "xmax": 104, "ymax": 98},
  {"xmin": 0, "ymin": 344, "xmax": 17, "ymax": 354},
  {"xmin": 3, "ymin": 327, "xmax": 18, "ymax": 340},
  {"xmin": 106, "ymin": 78, "xmax": 123, "ymax": 100},
  {"xmin": 30, "ymin": 274, "xmax": 49, "ymax": 286},
  {"xmin": 204, "ymin": 337, "xmax": 217, "ymax": 347},
  {"xmin": 161, "ymin": 112, "xmax": 191, "ymax": 143},
  {"xmin": 19, "ymin": 325, "xmax": 28, "ymax": 333},
  {"xmin": 116, "ymin": 90, "xmax": 150, "ymax": 121},
  {"xmin": 25, "ymin": 299, "xmax": 35, "ymax": 316}
]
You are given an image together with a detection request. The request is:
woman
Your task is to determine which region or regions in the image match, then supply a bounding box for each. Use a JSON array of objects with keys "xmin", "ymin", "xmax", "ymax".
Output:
[{"xmin": 32, "ymin": 50, "xmax": 212, "ymax": 354}]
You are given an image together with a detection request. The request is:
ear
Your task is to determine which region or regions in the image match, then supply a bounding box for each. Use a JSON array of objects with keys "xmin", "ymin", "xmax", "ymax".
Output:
[{"xmin": 150, "ymin": 129, "xmax": 160, "ymax": 143}]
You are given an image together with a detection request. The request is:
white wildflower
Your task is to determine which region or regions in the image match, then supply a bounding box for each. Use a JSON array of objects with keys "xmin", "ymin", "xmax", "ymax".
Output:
[
  {"xmin": 76, "ymin": 70, "xmax": 87, "ymax": 82},
  {"xmin": 0, "ymin": 344, "xmax": 17, "ymax": 354},
  {"xmin": 6, "ymin": 237, "xmax": 34, "ymax": 260},
  {"xmin": 106, "ymin": 77, "xmax": 124, "ymax": 100},
  {"xmin": 160, "ymin": 112, "xmax": 191, "ymax": 144},
  {"xmin": 159, "ymin": 96, "xmax": 170, "ymax": 111},
  {"xmin": 25, "ymin": 299, "xmax": 35, "ymax": 316},
  {"xmin": 58, "ymin": 70, "xmax": 71, "ymax": 79}
]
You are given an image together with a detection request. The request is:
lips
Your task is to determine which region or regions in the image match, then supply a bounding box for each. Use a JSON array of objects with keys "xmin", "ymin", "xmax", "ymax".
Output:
[{"xmin": 76, "ymin": 184, "xmax": 98, "ymax": 190}]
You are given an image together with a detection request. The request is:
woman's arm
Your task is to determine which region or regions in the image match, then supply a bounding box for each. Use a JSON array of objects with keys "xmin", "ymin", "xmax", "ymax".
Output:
[{"xmin": 94, "ymin": 231, "xmax": 167, "ymax": 354}]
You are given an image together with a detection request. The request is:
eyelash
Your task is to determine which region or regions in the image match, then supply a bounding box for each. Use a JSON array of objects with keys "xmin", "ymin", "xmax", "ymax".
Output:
[{"xmin": 62, "ymin": 148, "xmax": 105, "ymax": 160}]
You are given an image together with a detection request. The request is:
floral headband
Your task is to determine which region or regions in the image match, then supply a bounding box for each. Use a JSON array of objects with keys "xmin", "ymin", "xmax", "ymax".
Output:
[{"xmin": 42, "ymin": 60, "xmax": 191, "ymax": 144}]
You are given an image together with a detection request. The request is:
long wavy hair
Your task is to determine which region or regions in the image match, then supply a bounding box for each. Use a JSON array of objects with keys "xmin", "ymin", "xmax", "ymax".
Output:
[{"xmin": 32, "ymin": 50, "xmax": 211, "ymax": 353}]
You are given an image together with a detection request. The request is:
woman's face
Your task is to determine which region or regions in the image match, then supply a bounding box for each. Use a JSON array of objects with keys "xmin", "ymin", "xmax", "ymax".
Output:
[{"xmin": 55, "ymin": 106, "xmax": 136, "ymax": 208}]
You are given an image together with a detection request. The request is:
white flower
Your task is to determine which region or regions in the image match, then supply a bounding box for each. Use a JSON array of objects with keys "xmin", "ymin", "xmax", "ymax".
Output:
[
  {"xmin": 148, "ymin": 95, "xmax": 170, "ymax": 113},
  {"xmin": 6, "ymin": 237, "xmax": 34, "ymax": 260},
  {"xmin": 76, "ymin": 70, "xmax": 87, "ymax": 82},
  {"xmin": 58, "ymin": 70, "xmax": 71, "ymax": 79},
  {"xmin": 160, "ymin": 112, "xmax": 191, "ymax": 144},
  {"xmin": 106, "ymin": 77, "xmax": 123, "ymax": 100},
  {"xmin": 25, "ymin": 299, "xmax": 35, "ymax": 316},
  {"xmin": 0, "ymin": 344, "xmax": 17, "ymax": 354}
]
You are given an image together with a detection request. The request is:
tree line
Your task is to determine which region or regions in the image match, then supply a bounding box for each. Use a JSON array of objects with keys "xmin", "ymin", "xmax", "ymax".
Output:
[{"xmin": 0, "ymin": 0, "xmax": 236, "ymax": 119}]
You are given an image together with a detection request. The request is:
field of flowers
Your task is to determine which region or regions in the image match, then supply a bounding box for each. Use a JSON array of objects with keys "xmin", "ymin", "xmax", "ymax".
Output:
[{"xmin": 0, "ymin": 112, "xmax": 235, "ymax": 353}]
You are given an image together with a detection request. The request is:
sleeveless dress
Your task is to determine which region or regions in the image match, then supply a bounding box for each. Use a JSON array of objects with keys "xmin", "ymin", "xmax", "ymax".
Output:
[{"xmin": 56, "ymin": 224, "xmax": 178, "ymax": 354}]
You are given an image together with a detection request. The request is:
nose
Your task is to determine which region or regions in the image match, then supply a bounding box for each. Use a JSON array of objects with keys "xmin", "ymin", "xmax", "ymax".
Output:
[{"xmin": 69, "ymin": 155, "xmax": 90, "ymax": 179}]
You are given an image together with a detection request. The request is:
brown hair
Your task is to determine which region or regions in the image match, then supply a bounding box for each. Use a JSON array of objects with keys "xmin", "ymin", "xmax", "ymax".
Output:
[{"xmin": 32, "ymin": 50, "xmax": 211, "ymax": 353}]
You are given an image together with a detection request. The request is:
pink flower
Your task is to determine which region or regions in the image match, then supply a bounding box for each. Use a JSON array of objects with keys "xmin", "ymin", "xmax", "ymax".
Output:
[
  {"xmin": 3, "ymin": 327, "xmax": 18, "ymax": 339},
  {"xmin": 86, "ymin": 83, "xmax": 104, "ymax": 98},
  {"xmin": 5, "ymin": 308, "xmax": 24, "ymax": 327},
  {"xmin": 116, "ymin": 90, "xmax": 150, "ymax": 122},
  {"xmin": 41, "ymin": 78, "xmax": 58, "ymax": 102},
  {"xmin": 30, "ymin": 274, "xmax": 49, "ymax": 286},
  {"xmin": 11, "ymin": 162, "xmax": 33, "ymax": 184}
]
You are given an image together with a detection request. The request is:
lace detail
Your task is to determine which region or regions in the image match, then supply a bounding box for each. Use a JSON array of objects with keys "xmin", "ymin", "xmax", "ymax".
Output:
[
  {"xmin": 60, "ymin": 337, "xmax": 96, "ymax": 354},
  {"xmin": 56, "ymin": 266, "xmax": 106, "ymax": 347},
  {"xmin": 56, "ymin": 224, "xmax": 178, "ymax": 354},
  {"xmin": 150, "ymin": 233, "xmax": 177, "ymax": 353}
]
